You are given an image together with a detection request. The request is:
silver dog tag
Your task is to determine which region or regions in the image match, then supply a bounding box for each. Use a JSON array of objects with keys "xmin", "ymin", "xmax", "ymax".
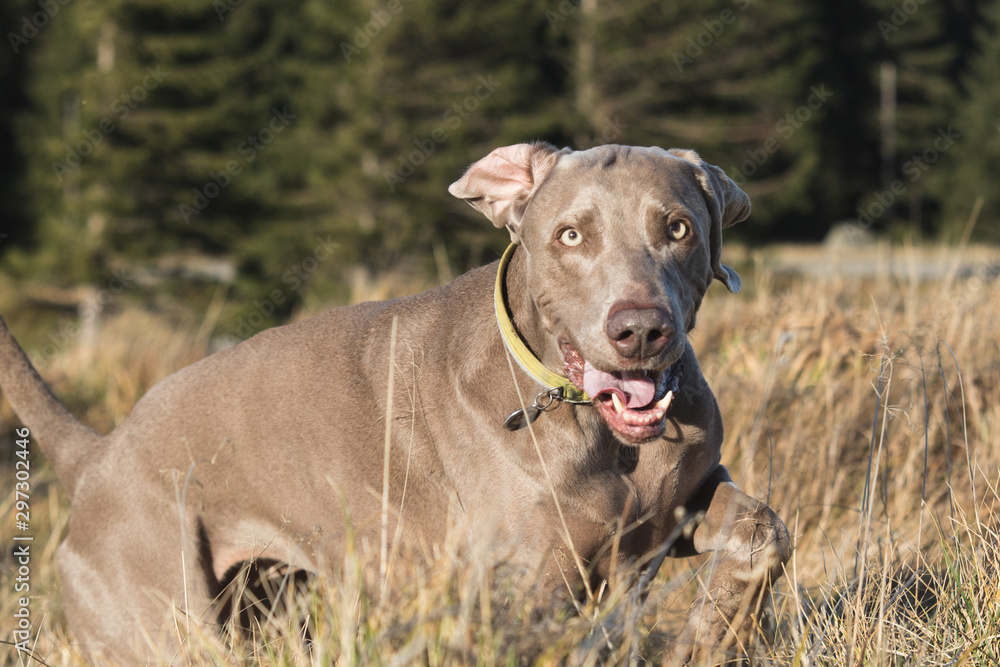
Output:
[{"xmin": 503, "ymin": 406, "xmax": 540, "ymax": 431}]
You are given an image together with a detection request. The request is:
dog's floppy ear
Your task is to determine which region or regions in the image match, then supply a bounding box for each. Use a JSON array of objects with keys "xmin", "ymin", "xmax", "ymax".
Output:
[
  {"xmin": 449, "ymin": 142, "xmax": 569, "ymax": 244},
  {"xmin": 668, "ymin": 148, "xmax": 751, "ymax": 293}
]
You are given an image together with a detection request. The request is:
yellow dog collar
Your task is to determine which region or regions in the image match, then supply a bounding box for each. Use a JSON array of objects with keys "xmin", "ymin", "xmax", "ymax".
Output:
[{"xmin": 494, "ymin": 243, "xmax": 590, "ymax": 404}]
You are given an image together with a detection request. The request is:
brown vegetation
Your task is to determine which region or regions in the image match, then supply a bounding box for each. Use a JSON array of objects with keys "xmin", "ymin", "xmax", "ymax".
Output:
[{"xmin": 2, "ymin": 244, "xmax": 999, "ymax": 665}]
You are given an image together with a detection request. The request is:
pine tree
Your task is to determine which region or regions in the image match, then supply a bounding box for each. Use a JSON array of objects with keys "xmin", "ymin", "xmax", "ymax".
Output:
[
  {"xmin": 940, "ymin": 0, "xmax": 1000, "ymax": 240},
  {"xmin": 866, "ymin": 0, "xmax": 964, "ymax": 234},
  {"xmin": 5, "ymin": 0, "xmax": 991, "ymax": 306},
  {"xmin": 567, "ymin": 0, "xmax": 836, "ymax": 240},
  {"xmin": 296, "ymin": 0, "xmax": 576, "ymax": 277},
  {"xmin": 6, "ymin": 0, "xmax": 122, "ymax": 282},
  {"xmin": 0, "ymin": 0, "xmax": 33, "ymax": 252}
]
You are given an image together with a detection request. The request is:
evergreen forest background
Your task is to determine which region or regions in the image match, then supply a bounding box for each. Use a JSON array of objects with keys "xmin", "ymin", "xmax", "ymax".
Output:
[{"xmin": 1, "ymin": 0, "xmax": 998, "ymax": 331}]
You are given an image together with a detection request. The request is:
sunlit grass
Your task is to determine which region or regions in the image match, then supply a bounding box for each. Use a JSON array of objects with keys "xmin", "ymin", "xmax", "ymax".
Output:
[{"xmin": 2, "ymin": 243, "xmax": 999, "ymax": 665}]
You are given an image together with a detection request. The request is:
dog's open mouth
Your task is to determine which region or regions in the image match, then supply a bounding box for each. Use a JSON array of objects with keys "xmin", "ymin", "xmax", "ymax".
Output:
[{"xmin": 562, "ymin": 343, "xmax": 681, "ymax": 443}]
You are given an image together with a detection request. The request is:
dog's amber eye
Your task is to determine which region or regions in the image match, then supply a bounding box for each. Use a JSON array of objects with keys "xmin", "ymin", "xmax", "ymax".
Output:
[
  {"xmin": 559, "ymin": 228, "xmax": 583, "ymax": 247},
  {"xmin": 667, "ymin": 220, "xmax": 689, "ymax": 241}
]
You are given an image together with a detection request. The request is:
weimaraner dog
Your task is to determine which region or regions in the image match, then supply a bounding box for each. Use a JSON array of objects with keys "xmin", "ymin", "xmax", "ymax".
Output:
[{"xmin": 0, "ymin": 142, "xmax": 789, "ymax": 664}]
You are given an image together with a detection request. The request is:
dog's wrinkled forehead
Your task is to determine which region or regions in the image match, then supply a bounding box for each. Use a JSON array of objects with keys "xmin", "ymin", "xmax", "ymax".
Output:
[
  {"xmin": 526, "ymin": 145, "xmax": 707, "ymax": 220},
  {"xmin": 556, "ymin": 144, "xmax": 690, "ymax": 173}
]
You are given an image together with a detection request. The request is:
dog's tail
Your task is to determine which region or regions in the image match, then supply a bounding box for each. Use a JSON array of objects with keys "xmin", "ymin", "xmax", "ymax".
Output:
[{"xmin": 0, "ymin": 315, "xmax": 101, "ymax": 495}]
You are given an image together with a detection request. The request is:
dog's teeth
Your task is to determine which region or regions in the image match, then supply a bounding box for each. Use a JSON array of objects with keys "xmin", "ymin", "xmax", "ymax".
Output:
[
  {"xmin": 656, "ymin": 391, "xmax": 674, "ymax": 411},
  {"xmin": 611, "ymin": 392, "xmax": 625, "ymax": 414}
]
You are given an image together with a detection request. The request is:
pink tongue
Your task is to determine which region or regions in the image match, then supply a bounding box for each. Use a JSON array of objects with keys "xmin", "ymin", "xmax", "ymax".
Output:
[{"xmin": 582, "ymin": 362, "xmax": 656, "ymax": 408}]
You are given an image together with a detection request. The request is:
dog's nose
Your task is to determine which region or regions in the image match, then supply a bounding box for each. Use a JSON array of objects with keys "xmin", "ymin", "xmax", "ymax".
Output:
[{"xmin": 606, "ymin": 305, "xmax": 673, "ymax": 359}]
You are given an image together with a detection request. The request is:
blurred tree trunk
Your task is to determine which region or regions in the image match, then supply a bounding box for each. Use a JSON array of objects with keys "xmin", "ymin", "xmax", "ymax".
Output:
[{"xmin": 573, "ymin": 0, "xmax": 599, "ymax": 146}]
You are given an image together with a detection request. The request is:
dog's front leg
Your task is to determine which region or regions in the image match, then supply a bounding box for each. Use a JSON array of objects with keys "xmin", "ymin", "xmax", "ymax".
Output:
[{"xmin": 668, "ymin": 465, "xmax": 791, "ymax": 665}]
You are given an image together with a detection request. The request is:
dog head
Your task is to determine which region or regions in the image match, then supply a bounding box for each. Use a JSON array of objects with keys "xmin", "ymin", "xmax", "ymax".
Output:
[{"xmin": 449, "ymin": 142, "xmax": 750, "ymax": 444}]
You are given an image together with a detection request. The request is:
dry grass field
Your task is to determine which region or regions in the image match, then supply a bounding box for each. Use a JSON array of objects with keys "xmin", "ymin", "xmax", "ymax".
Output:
[{"xmin": 2, "ymin": 242, "xmax": 999, "ymax": 666}]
